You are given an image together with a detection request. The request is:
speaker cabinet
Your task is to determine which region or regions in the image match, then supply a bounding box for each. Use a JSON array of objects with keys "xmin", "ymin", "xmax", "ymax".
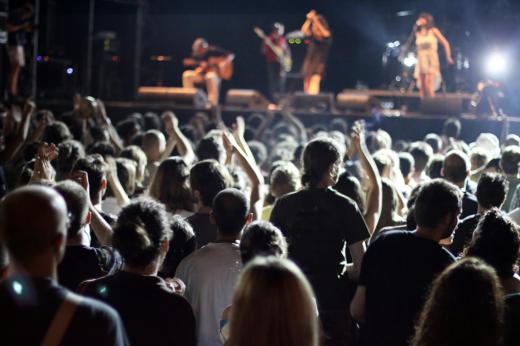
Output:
[{"xmin": 137, "ymin": 87, "xmax": 208, "ymax": 108}]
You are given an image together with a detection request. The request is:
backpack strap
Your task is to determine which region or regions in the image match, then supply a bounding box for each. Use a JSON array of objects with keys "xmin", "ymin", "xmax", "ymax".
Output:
[{"xmin": 41, "ymin": 292, "xmax": 83, "ymax": 346}]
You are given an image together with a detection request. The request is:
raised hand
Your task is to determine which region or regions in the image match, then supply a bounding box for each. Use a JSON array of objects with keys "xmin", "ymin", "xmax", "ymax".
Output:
[
  {"xmin": 71, "ymin": 170, "xmax": 90, "ymax": 196},
  {"xmin": 37, "ymin": 142, "xmax": 59, "ymax": 161},
  {"xmin": 232, "ymin": 116, "xmax": 245, "ymax": 140},
  {"xmin": 162, "ymin": 111, "xmax": 179, "ymax": 138}
]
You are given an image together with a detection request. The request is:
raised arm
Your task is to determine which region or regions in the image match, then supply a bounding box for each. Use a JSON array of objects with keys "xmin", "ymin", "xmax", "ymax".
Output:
[
  {"xmin": 433, "ymin": 28, "xmax": 453, "ymax": 65},
  {"xmin": 105, "ymin": 157, "xmax": 130, "ymax": 207},
  {"xmin": 300, "ymin": 13, "xmax": 313, "ymax": 36},
  {"xmin": 281, "ymin": 109, "xmax": 308, "ymax": 144},
  {"xmin": 351, "ymin": 122, "xmax": 382, "ymax": 234},
  {"xmin": 96, "ymin": 99, "xmax": 125, "ymax": 152},
  {"xmin": 162, "ymin": 111, "xmax": 196, "ymax": 165}
]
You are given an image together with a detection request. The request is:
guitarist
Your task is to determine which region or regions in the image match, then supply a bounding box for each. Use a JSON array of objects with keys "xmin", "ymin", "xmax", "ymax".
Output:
[
  {"xmin": 261, "ymin": 23, "xmax": 290, "ymax": 101},
  {"xmin": 182, "ymin": 38, "xmax": 234, "ymax": 106}
]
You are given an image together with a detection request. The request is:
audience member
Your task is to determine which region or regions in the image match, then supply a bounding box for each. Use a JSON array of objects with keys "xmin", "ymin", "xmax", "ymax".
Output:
[
  {"xmin": 442, "ymin": 150, "xmax": 478, "ymax": 218},
  {"xmin": 500, "ymin": 146, "xmax": 520, "ymax": 211},
  {"xmin": 409, "ymin": 142, "xmax": 433, "ymax": 187}
]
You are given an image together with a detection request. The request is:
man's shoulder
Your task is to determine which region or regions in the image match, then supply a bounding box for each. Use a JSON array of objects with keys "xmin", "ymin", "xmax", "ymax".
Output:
[{"xmin": 177, "ymin": 243, "xmax": 240, "ymax": 275}]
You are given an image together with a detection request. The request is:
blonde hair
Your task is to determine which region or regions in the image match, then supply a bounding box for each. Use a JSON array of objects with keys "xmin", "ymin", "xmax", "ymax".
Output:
[{"xmin": 228, "ymin": 257, "xmax": 319, "ymax": 346}]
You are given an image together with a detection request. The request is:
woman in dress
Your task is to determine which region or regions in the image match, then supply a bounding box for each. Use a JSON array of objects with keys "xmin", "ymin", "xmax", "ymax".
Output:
[
  {"xmin": 414, "ymin": 13, "xmax": 454, "ymax": 98},
  {"xmin": 301, "ymin": 10, "xmax": 332, "ymax": 95}
]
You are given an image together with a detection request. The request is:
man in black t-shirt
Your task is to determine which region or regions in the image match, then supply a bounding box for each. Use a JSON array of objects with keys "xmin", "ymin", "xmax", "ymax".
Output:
[
  {"xmin": 182, "ymin": 38, "xmax": 234, "ymax": 105},
  {"xmin": 449, "ymin": 173, "xmax": 507, "ymax": 256},
  {"xmin": 0, "ymin": 186, "xmax": 128, "ymax": 345},
  {"xmin": 271, "ymin": 138, "xmax": 369, "ymax": 345},
  {"xmin": 55, "ymin": 181, "xmax": 121, "ymax": 290},
  {"xmin": 442, "ymin": 150, "xmax": 478, "ymax": 218},
  {"xmin": 351, "ymin": 179, "xmax": 461, "ymax": 346}
]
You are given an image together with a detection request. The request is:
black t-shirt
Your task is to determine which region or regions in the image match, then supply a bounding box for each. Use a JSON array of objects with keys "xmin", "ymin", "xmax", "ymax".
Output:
[
  {"xmin": 160, "ymin": 218, "xmax": 197, "ymax": 278},
  {"xmin": 448, "ymin": 213, "xmax": 481, "ymax": 256},
  {"xmin": 0, "ymin": 277, "xmax": 128, "ymax": 346},
  {"xmin": 270, "ymin": 187, "xmax": 369, "ymax": 310},
  {"xmin": 187, "ymin": 212, "xmax": 218, "ymax": 248},
  {"xmin": 358, "ymin": 231, "xmax": 455, "ymax": 346},
  {"xmin": 191, "ymin": 46, "xmax": 230, "ymax": 65},
  {"xmin": 80, "ymin": 271, "xmax": 196, "ymax": 346},
  {"xmin": 7, "ymin": 9, "xmax": 28, "ymax": 46},
  {"xmin": 505, "ymin": 292, "xmax": 520, "ymax": 346},
  {"xmin": 58, "ymin": 245, "xmax": 122, "ymax": 290},
  {"xmin": 461, "ymin": 191, "xmax": 478, "ymax": 219}
]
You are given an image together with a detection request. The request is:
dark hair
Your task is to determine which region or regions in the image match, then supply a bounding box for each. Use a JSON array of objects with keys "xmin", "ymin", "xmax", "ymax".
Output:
[
  {"xmin": 190, "ymin": 160, "xmax": 232, "ymax": 207},
  {"xmin": 116, "ymin": 118, "xmax": 141, "ymax": 144},
  {"xmin": 442, "ymin": 118, "xmax": 461, "ymax": 139},
  {"xmin": 334, "ymin": 172, "xmax": 365, "ymax": 214},
  {"xmin": 43, "ymin": 121, "xmax": 72, "ymax": 145},
  {"xmin": 87, "ymin": 141, "xmax": 116, "ymax": 158},
  {"xmin": 113, "ymin": 198, "xmax": 171, "ymax": 268},
  {"xmin": 424, "ymin": 133, "xmax": 442, "ymax": 153},
  {"xmin": 442, "ymin": 150, "xmax": 470, "ymax": 184},
  {"xmin": 409, "ymin": 142, "xmax": 433, "ymax": 173},
  {"xmin": 427, "ymin": 154, "xmax": 445, "ymax": 179},
  {"xmin": 248, "ymin": 141, "xmax": 268, "ymax": 167},
  {"xmin": 302, "ymin": 138, "xmax": 342, "ymax": 187},
  {"xmin": 72, "ymin": 155, "xmax": 107, "ymax": 202},
  {"xmin": 329, "ymin": 118, "xmax": 348, "ymax": 134},
  {"xmin": 411, "ymin": 258, "xmax": 503, "ymax": 346},
  {"xmin": 149, "ymin": 157, "xmax": 193, "ymax": 212},
  {"xmin": 196, "ymin": 135, "xmax": 226, "ymax": 163},
  {"xmin": 417, "ymin": 12, "xmax": 435, "ymax": 29},
  {"xmin": 485, "ymin": 157, "xmax": 501, "ymax": 172},
  {"xmin": 505, "ymin": 134, "xmax": 520, "ymax": 147},
  {"xmin": 144, "ymin": 112, "xmax": 161, "ymax": 131},
  {"xmin": 414, "ymin": 179, "xmax": 461, "ymax": 228},
  {"xmin": 160, "ymin": 215, "xmax": 196, "ymax": 277},
  {"xmin": 240, "ymin": 221, "xmax": 288, "ymax": 264},
  {"xmin": 399, "ymin": 152, "xmax": 415, "ymax": 177},
  {"xmin": 56, "ymin": 140, "xmax": 85, "ymax": 181},
  {"xmin": 476, "ymin": 173, "xmax": 507, "ymax": 209},
  {"xmin": 212, "ymin": 188, "xmax": 249, "ymax": 236},
  {"xmin": 466, "ymin": 209, "xmax": 520, "ymax": 278},
  {"xmin": 54, "ymin": 180, "xmax": 89, "ymax": 238},
  {"xmin": 500, "ymin": 146, "xmax": 520, "ymax": 175},
  {"xmin": 120, "ymin": 145, "xmax": 147, "ymax": 183}
]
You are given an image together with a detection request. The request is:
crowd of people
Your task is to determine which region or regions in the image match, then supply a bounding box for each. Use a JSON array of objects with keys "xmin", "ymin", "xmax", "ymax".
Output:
[{"xmin": 0, "ymin": 97, "xmax": 519, "ymax": 346}]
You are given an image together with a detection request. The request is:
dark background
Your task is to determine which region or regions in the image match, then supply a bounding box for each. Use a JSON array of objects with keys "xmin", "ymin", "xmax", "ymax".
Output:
[{"xmin": 15, "ymin": 0, "xmax": 520, "ymax": 107}]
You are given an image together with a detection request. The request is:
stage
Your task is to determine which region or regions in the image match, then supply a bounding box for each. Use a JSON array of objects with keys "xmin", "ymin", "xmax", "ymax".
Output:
[{"xmin": 39, "ymin": 88, "xmax": 519, "ymax": 145}]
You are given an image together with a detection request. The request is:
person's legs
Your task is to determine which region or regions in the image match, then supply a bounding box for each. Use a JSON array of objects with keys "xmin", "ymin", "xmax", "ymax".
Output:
[
  {"xmin": 418, "ymin": 73, "xmax": 427, "ymax": 98},
  {"xmin": 424, "ymin": 73, "xmax": 435, "ymax": 97},
  {"xmin": 308, "ymin": 74, "xmax": 321, "ymax": 95},
  {"xmin": 205, "ymin": 71, "xmax": 221, "ymax": 105},
  {"xmin": 7, "ymin": 46, "xmax": 24, "ymax": 96}
]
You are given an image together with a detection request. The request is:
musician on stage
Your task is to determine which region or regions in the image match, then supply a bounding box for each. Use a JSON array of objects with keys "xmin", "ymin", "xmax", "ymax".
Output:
[
  {"xmin": 414, "ymin": 13, "xmax": 454, "ymax": 98},
  {"xmin": 182, "ymin": 38, "xmax": 234, "ymax": 106},
  {"xmin": 261, "ymin": 22, "xmax": 290, "ymax": 100},
  {"xmin": 6, "ymin": 3, "xmax": 34, "ymax": 100},
  {"xmin": 300, "ymin": 10, "xmax": 332, "ymax": 95}
]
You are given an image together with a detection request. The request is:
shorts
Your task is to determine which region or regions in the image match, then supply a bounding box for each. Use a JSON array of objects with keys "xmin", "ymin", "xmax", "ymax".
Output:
[{"xmin": 7, "ymin": 45, "xmax": 25, "ymax": 67}]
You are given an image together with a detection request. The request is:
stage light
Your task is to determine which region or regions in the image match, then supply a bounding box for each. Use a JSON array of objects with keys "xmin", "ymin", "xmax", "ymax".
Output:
[
  {"xmin": 485, "ymin": 52, "xmax": 508, "ymax": 77},
  {"xmin": 403, "ymin": 53, "xmax": 417, "ymax": 67},
  {"xmin": 66, "ymin": 67, "xmax": 74, "ymax": 75}
]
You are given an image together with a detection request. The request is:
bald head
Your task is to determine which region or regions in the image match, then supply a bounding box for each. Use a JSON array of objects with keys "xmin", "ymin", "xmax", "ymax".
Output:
[
  {"xmin": 442, "ymin": 150, "xmax": 470, "ymax": 185},
  {"xmin": 212, "ymin": 188, "xmax": 250, "ymax": 237},
  {"xmin": 0, "ymin": 186, "xmax": 68, "ymax": 267}
]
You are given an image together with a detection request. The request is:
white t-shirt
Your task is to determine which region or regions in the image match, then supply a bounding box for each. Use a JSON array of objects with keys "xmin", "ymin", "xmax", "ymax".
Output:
[
  {"xmin": 176, "ymin": 242, "xmax": 242, "ymax": 346},
  {"xmin": 509, "ymin": 208, "xmax": 520, "ymax": 226}
]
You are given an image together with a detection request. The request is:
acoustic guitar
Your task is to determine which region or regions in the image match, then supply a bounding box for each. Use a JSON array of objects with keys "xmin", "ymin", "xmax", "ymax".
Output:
[
  {"xmin": 254, "ymin": 27, "xmax": 292, "ymax": 72},
  {"xmin": 183, "ymin": 54, "xmax": 235, "ymax": 80}
]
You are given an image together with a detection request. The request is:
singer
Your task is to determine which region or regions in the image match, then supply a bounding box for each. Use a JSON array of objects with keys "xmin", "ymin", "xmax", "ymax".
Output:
[{"xmin": 414, "ymin": 13, "xmax": 454, "ymax": 98}]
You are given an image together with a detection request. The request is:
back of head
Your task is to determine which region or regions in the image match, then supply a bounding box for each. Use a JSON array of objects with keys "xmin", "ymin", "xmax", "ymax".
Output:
[
  {"xmin": 87, "ymin": 141, "xmax": 116, "ymax": 158},
  {"xmin": 505, "ymin": 134, "xmax": 520, "ymax": 147},
  {"xmin": 466, "ymin": 209, "xmax": 520, "ymax": 278},
  {"xmin": 43, "ymin": 121, "xmax": 72, "ymax": 145},
  {"xmin": 73, "ymin": 155, "xmax": 107, "ymax": 202},
  {"xmin": 148, "ymin": 156, "xmax": 192, "ymax": 212},
  {"xmin": 424, "ymin": 133, "xmax": 442, "ymax": 154},
  {"xmin": 142, "ymin": 130, "xmax": 166, "ymax": 159},
  {"xmin": 229, "ymin": 257, "xmax": 319, "ymax": 346},
  {"xmin": 120, "ymin": 145, "xmax": 148, "ymax": 183},
  {"xmin": 500, "ymin": 145, "xmax": 520, "ymax": 175},
  {"xmin": 475, "ymin": 173, "xmax": 507, "ymax": 209},
  {"xmin": 442, "ymin": 118, "xmax": 461, "ymax": 139},
  {"xmin": 0, "ymin": 185, "xmax": 68, "ymax": 268},
  {"xmin": 212, "ymin": 188, "xmax": 249, "ymax": 237},
  {"xmin": 240, "ymin": 221, "xmax": 288, "ymax": 264},
  {"xmin": 414, "ymin": 179, "xmax": 461, "ymax": 229},
  {"xmin": 399, "ymin": 152, "xmax": 415, "ymax": 178},
  {"xmin": 57, "ymin": 140, "xmax": 85, "ymax": 180},
  {"xmin": 302, "ymin": 138, "xmax": 342, "ymax": 187},
  {"xmin": 196, "ymin": 135, "xmax": 226, "ymax": 163},
  {"xmin": 144, "ymin": 112, "xmax": 161, "ymax": 131},
  {"xmin": 442, "ymin": 150, "xmax": 470, "ymax": 184},
  {"xmin": 113, "ymin": 198, "xmax": 171, "ymax": 268},
  {"xmin": 409, "ymin": 142, "xmax": 434, "ymax": 173},
  {"xmin": 54, "ymin": 180, "xmax": 89, "ymax": 239},
  {"xmin": 190, "ymin": 160, "xmax": 232, "ymax": 207},
  {"xmin": 411, "ymin": 258, "xmax": 503, "ymax": 346},
  {"xmin": 269, "ymin": 161, "xmax": 301, "ymax": 198},
  {"xmin": 334, "ymin": 172, "xmax": 365, "ymax": 213}
]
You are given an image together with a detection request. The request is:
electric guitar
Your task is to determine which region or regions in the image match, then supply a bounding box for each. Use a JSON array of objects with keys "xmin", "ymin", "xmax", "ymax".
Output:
[{"xmin": 254, "ymin": 27, "xmax": 292, "ymax": 72}]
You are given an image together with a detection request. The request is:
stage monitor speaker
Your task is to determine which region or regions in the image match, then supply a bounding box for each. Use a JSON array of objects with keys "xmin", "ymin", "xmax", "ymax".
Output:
[
  {"xmin": 336, "ymin": 92, "xmax": 377, "ymax": 113},
  {"xmin": 421, "ymin": 95, "xmax": 463, "ymax": 116},
  {"xmin": 225, "ymin": 89, "xmax": 269, "ymax": 109},
  {"xmin": 290, "ymin": 92, "xmax": 335, "ymax": 113},
  {"xmin": 137, "ymin": 87, "xmax": 208, "ymax": 108}
]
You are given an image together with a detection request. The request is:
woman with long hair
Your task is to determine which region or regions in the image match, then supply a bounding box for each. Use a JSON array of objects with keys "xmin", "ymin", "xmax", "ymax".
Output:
[
  {"xmin": 414, "ymin": 12, "xmax": 454, "ymax": 98},
  {"xmin": 148, "ymin": 156, "xmax": 194, "ymax": 217},
  {"xmin": 228, "ymin": 257, "xmax": 319, "ymax": 346},
  {"xmin": 300, "ymin": 9, "xmax": 332, "ymax": 94},
  {"xmin": 411, "ymin": 257, "xmax": 504, "ymax": 346}
]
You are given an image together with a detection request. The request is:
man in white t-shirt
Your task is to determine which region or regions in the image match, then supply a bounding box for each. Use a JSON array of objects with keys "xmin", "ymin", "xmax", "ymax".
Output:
[{"xmin": 176, "ymin": 188, "xmax": 252, "ymax": 346}]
